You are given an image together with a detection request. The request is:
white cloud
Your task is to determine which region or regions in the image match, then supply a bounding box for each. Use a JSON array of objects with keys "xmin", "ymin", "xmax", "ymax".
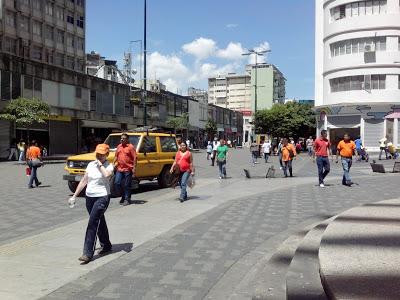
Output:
[
  {"xmin": 182, "ymin": 37, "xmax": 217, "ymax": 60},
  {"xmin": 216, "ymin": 42, "xmax": 245, "ymax": 60},
  {"xmin": 189, "ymin": 63, "xmax": 240, "ymax": 82},
  {"xmin": 247, "ymin": 41, "xmax": 271, "ymax": 64},
  {"xmin": 226, "ymin": 23, "xmax": 238, "ymax": 28}
]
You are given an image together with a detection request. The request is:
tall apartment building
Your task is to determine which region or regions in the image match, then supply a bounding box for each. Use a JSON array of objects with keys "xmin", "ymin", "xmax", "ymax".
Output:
[
  {"xmin": 208, "ymin": 73, "xmax": 251, "ymax": 111},
  {"xmin": 1, "ymin": 0, "xmax": 86, "ymax": 72},
  {"xmin": 315, "ymin": 0, "xmax": 400, "ymax": 149}
]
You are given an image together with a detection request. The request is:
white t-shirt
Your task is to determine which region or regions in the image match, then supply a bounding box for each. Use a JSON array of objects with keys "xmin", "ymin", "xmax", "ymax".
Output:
[
  {"xmin": 379, "ymin": 138, "xmax": 387, "ymax": 148},
  {"xmin": 262, "ymin": 142, "xmax": 271, "ymax": 153},
  {"xmin": 85, "ymin": 161, "xmax": 114, "ymax": 197},
  {"xmin": 212, "ymin": 141, "xmax": 220, "ymax": 151}
]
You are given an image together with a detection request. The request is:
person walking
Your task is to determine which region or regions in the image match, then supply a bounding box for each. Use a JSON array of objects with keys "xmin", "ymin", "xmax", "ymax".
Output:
[
  {"xmin": 313, "ymin": 130, "xmax": 331, "ymax": 187},
  {"xmin": 306, "ymin": 136, "xmax": 314, "ymax": 158},
  {"xmin": 216, "ymin": 139, "xmax": 229, "ymax": 179},
  {"xmin": 8, "ymin": 138, "xmax": 18, "ymax": 161},
  {"xmin": 379, "ymin": 136, "xmax": 389, "ymax": 160},
  {"xmin": 277, "ymin": 138, "xmax": 284, "ymax": 170},
  {"xmin": 281, "ymin": 138, "xmax": 297, "ymax": 177},
  {"xmin": 211, "ymin": 138, "xmax": 219, "ymax": 166},
  {"xmin": 170, "ymin": 142, "xmax": 195, "ymax": 203},
  {"xmin": 114, "ymin": 133, "xmax": 137, "ymax": 206},
  {"xmin": 250, "ymin": 140, "xmax": 259, "ymax": 165},
  {"xmin": 262, "ymin": 139, "xmax": 271, "ymax": 163},
  {"xmin": 26, "ymin": 140, "xmax": 42, "ymax": 189},
  {"xmin": 354, "ymin": 136, "xmax": 363, "ymax": 162},
  {"xmin": 206, "ymin": 141, "xmax": 213, "ymax": 160},
  {"xmin": 68, "ymin": 144, "xmax": 114, "ymax": 264},
  {"xmin": 17, "ymin": 139, "xmax": 26, "ymax": 162},
  {"xmin": 336, "ymin": 133, "xmax": 357, "ymax": 187}
]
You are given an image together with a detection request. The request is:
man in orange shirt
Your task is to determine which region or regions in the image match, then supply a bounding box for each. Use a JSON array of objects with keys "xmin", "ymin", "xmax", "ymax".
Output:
[
  {"xmin": 26, "ymin": 140, "xmax": 42, "ymax": 188},
  {"xmin": 114, "ymin": 133, "xmax": 137, "ymax": 205},
  {"xmin": 281, "ymin": 138, "xmax": 297, "ymax": 177},
  {"xmin": 336, "ymin": 133, "xmax": 357, "ymax": 186}
]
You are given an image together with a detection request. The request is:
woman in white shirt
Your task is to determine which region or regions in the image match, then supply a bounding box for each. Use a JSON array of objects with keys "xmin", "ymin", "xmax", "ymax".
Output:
[{"xmin": 68, "ymin": 143, "xmax": 114, "ymax": 264}]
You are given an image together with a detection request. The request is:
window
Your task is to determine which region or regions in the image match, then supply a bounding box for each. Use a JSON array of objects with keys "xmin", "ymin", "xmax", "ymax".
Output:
[
  {"xmin": 45, "ymin": 3, "xmax": 53, "ymax": 16},
  {"xmin": 76, "ymin": 59, "xmax": 84, "ymax": 72},
  {"xmin": 330, "ymin": 75, "xmax": 386, "ymax": 92},
  {"xmin": 56, "ymin": 7, "xmax": 64, "ymax": 20},
  {"xmin": 139, "ymin": 136, "xmax": 157, "ymax": 153},
  {"xmin": 331, "ymin": 0, "xmax": 386, "ymax": 21},
  {"xmin": 160, "ymin": 137, "xmax": 178, "ymax": 152},
  {"xmin": 45, "ymin": 26, "xmax": 53, "ymax": 40},
  {"xmin": 1, "ymin": 71, "xmax": 11, "ymax": 100},
  {"xmin": 76, "ymin": 87, "xmax": 82, "ymax": 98},
  {"xmin": 5, "ymin": 11, "xmax": 16, "ymax": 27},
  {"xmin": 57, "ymin": 30, "xmax": 64, "ymax": 44},
  {"xmin": 19, "ymin": 0, "xmax": 29, "ymax": 6},
  {"xmin": 66, "ymin": 14, "xmax": 74, "ymax": 24},
  {"xmin": 34, "ymin": 78, "xmax": 42, "ymax": 92},
  {"xmin": 76, "ymin": 37, "xmax": 84, "ymax": 50},
  {"xmin": 24, "ymin": 75, "xmax": 33, "ymax": 90},
  {"xmin": 32, "ymin": 0, "xmax": 41, "ymax": 10},
  {"xmin": 12, "ymin": 73, "xmax": 21, "ymax": 100},
  {"xmin": 32, "ymin": 21, "xmax": 41, "ymax": 36},
  {"xmin": 77, "ymin": 16, "xmax": 84, "ymax": 28},
  {"xmin": 65, "ymin": 56, "xmax": 74, "ymax": 69},
  {"xmin": 77, "ymin": 0, "xmax": 84, "ymax": 6},
  {"xmin": 4, "ymin": 38, "xmax": 16, "ymax": 54},
  {"xmin": 67, "ymin": 34, "xmax": 74, "ymax": 47},
  {"xmin": 330, "ymin": 37, "xmax": 387, "ymax": 57},
  {"xmin": 19, "ymin": 16, "xmax": 29, "ymax": 32},
  {"xmin": 54, "ymin": 53, "xmax": 64, "ymax": 66},
  {"xmin": 90, "ymin": 90, "xmax": 96, "ymax": 111},
  {"xmin": 32, "ymin": 47, "xmax": 42, "ymax": 60}
]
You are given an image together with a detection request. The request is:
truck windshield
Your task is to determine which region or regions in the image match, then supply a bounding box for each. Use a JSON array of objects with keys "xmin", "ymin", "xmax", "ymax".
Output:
[{"xmin": 104, "ymin": 135, "xmax": 140, "ymax": 151}]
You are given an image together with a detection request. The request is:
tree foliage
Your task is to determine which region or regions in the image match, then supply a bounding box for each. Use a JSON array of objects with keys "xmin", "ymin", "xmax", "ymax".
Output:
[
  {"xmin": 205, "ymin": 119, "xmax": 217, "ymax": 136},
  {"xmin": 0, "ymin": 97, "xmax": 50, "ymax": 128},
  {"xmin": 166, "ymin": 113, "xmax": 189, "ymax": 133},
  {"xmin": 254, "ymin": 102, "xmax": 316, "ymax": 139}
]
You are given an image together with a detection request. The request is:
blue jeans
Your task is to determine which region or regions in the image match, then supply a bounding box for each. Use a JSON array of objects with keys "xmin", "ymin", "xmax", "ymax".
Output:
[
  {"xmin": 283, "ymin": 160, "xmax": 293, "ymax": 177},
  {"xmin": 341, "ymin": 158, "xmax": 352, "ymax": 184},
  {"xmin": 251, "ymin": 152, "xmax": 258, "ymax": 164},
  {"xmin": 316, "ymin": 156, "xmax": 330, "ymax": 184},
  {"xmin": 179, "ymin": 171, "xmax": 190, "ymax": 200},
  {"xmin": 307, "ymin": 147, "xmax": 313, "ymax": 157},
  {"xmin": 19, "ymin": 150, "xmax": 25, "ymax": 161},
  {"xmin": 84, "ymin": 195, "xmax": 111, "ymax": 258},
  {"xmin": 114, "ymin": 171, "xmax": 133, "ymax": 201},
  {"xmin": 218, "ymin": 160, "xmax": 227, "ymax": 178},
  {"xmin": 28, "ymin": 166, "xmax": 39, "ymax": 187},
  {"xmin": 264, "ymin": 153, "xmax": 269, "ymax": 163}
]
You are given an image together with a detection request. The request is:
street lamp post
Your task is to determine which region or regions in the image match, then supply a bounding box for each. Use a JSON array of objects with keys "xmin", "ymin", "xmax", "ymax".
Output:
[{"xmin": 143, "ymin": 0, "xmax": 147, "ymax": 126}]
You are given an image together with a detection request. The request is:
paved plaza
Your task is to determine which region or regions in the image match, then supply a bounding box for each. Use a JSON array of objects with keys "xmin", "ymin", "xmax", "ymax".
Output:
[{"xmin": 0, "ymin": 148, "xmax": 399, "ymax": 299}]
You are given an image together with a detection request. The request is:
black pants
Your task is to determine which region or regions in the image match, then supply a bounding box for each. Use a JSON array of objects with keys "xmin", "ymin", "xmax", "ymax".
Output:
[
  {"xmin": 83, "ymin": 195, "xmax": 111, "ymax": 258},
  {"xmin": 211, "ymin": 150, "xmax": 217, "ymax": 166}
]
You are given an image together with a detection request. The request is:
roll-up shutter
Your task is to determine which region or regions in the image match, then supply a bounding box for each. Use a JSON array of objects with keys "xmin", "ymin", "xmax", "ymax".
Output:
[
  {"xmin": 364, "ymin": 119, "xmax": 384, "ymax": 148},
  {"xmin": 328, "ymin": 115, "xmax": 360, "ymax": 128}
]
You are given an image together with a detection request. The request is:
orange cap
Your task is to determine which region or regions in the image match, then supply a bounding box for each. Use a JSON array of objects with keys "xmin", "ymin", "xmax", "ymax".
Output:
[{"xmin": 95, "ymin": 144, "xmax": 110, "ymax": 155}]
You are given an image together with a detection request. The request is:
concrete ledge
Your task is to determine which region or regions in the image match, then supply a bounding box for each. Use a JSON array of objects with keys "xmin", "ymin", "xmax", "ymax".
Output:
[{"xmin": 319, "ymin": 198, "xmax": 400, "ymax": 299}]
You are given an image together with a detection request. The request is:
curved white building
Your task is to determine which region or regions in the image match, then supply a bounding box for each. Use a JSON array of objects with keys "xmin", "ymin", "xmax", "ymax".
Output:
[{"xmin": 315, "ymin": 0, "xmax": 400, "ymax": 149}]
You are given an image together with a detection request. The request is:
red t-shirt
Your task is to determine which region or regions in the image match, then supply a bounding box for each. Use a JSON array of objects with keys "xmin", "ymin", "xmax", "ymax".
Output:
[
  {"xmin": 116, "ymin": 143, "xmax": 137, "ymax": 172},
  {"xmin": 314, "ymin": 138, "xmax": 330, "ymax": 157},
  {"xmin": 175, "ymin": 150, "xmax": 192, "ymax": 172}
]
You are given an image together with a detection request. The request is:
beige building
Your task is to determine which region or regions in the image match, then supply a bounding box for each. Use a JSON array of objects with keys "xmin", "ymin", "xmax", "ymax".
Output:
[{"xmin": 1, "ymin": 0, "xmax": 86, "ymax": 73}]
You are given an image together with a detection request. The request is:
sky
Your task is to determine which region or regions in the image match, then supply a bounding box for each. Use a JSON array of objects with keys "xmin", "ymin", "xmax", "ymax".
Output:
[{"xmin": 86, "ymin": 0, "xmax": 315, "ymax": 99}]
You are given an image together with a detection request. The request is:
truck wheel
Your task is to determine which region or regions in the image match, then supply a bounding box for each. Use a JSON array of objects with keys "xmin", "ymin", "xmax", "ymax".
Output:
[
  {"xmin": 158, "ymin": 166, "xmax": 175, "ymax": 188},
  {"xmin": 68, "ymin": 181, "xmax": 85, "ymax": 197}
]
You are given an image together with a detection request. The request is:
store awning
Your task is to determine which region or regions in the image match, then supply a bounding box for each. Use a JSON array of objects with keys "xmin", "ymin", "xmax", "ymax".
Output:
[{"xmin": 385, "ymin": 112, "xmax": 400, "ymax": 119}]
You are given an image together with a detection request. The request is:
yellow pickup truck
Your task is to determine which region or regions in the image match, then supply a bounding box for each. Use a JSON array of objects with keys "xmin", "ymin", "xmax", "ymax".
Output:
[{"xmin": 63, "ymin": 131, "xmax": 178, "ymax": 196}]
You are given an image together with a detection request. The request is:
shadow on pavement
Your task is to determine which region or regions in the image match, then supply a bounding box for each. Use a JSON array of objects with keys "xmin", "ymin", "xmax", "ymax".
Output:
[{"xmin": 90, "ymin": 242, "xmax": 134, "ymax": 263}]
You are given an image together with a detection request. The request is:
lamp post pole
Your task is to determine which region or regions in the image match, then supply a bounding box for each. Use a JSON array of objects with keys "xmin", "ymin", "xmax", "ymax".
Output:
[{"xmin": 143, "ymin": 0, "xmax": 147, "ymax": 126}]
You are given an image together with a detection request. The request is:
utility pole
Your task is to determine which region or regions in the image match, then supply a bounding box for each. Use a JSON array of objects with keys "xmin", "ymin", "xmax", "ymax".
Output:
[{"xmin": 143, "ymin": 0, "xmax": 147, "ymax": 126}]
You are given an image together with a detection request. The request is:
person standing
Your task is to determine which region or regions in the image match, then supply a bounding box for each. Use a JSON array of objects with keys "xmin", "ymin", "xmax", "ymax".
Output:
[
  {"xmin": 17, "ymin": 139, "xmax": 26, "ymax": 162},
  {"xmin": 277, "ymin": 138, "xmax": 284, "ymax": 170},
  {"xmin": 379, "ymin": 136, "xmax": 389, "ymax": 160},
  {"xmin": 354, "ymin": 136, "xmax": 363, "ymax": 161},
  {"xmin": 336, "ymin": 133, "xmax": 357, "ymax": 187},
  {"xmin": 26, "ymin": 140, "xmax": 42, "ymax": 188},
  {"xmin": 281, "ymin": 138, "xmax": 297, "ymax": 177},
  {"xmin": 211, "ymin": 138, "xmax": 219, "ymax": 166},
  {"xmin": 68, "ymin": 144, "xmax": 114, "ymax": 264},
  {"xmin": 206, "ymin": 141, "xmax": 213, "ymax": 160},
  {"xmin": 262, "ymin": 139, "xmax": 271, "ymax": 163},
  {"xmin": 170, "ymin": 142, "xmax": 195, "ymax": 203},
  {"xmin": 306, "ymin": 136, "xmax": 314, "ymax": 158},
  {"xmin": 8, "ymin": 138, "xmax": 18, "ymax": 161},
  {"xmin": 216, "ymin": 139, "xmax": 229, "ymax": 179},
  {"xmin": 114, "ymin": 133, "xmax": 137, "ymax": 206},
  {"xmin": 314, "ymin": 130, "xmax": 331, "ymax": 187}
]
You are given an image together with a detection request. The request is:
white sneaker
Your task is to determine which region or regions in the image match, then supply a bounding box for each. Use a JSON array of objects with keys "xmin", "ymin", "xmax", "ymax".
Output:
[
  {"xmin": 279, "ymin": 167, "xmax": 282, "ymax": 170},
  {"xmin": 319, "ymin": 183, "xmax": 325, "ymax": 187},
  {"xmin": 219, "ymin": 176, "xmax": 222, "ymax": 179}
]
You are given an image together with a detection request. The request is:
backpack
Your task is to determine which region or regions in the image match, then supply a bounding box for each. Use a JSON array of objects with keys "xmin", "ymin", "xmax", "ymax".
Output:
[{"xmin": 285, "ymin": 146, "xmax": 294, "ymax": 159}]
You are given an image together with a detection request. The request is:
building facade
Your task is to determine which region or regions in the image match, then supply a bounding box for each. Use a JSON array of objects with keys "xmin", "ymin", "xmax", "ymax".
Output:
[
  {"xmin": 1, "ymin": 0, "xmax": 86, "ymax": 73},
  {"xmin": 315, "ymin": 0, "xmax": 400, "ymax": 149}
]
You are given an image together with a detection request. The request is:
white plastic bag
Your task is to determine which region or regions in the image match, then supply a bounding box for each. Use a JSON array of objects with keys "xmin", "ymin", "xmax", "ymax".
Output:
[{"xmin": 187, "ymin": 175, "xmax": 195, "ymax": 189}]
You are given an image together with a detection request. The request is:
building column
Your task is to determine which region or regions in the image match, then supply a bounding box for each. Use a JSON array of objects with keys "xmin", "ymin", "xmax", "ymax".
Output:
[
  {"xmin": 394, "ymin": 118, "xmax": 399, "ymax": 147},
  {"xmin": 324, "ymin": 114, "xmax": 328, "ymax": 131},
  {"xmin": 360, "ymin": 117, "xmax": 365, "ymax": 142}
]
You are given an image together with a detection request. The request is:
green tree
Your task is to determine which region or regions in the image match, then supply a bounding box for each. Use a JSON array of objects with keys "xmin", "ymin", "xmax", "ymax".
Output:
[
  {"xmin": 166, "ymin": 113, "xmax": 189, "ymax": 137},
  {"xmin": 0, "ymin": 97, "xmax": 50, "ymax": 139},
  {"xmin": 254, "ymin": 102, "xmax": 315, "ymax": 139},
  {"xmin": 205, "ymin": 119, "xmax": 217, "ymax": 139}
]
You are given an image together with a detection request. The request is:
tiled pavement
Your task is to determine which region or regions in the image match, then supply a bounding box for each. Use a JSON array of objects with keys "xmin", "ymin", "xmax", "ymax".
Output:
[{"xmin": 40, "ymin": 156, "xmax": 400, "ymax": 299}]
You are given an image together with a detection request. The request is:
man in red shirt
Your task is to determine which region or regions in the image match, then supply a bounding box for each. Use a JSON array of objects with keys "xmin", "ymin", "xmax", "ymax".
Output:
[
  {"xmin": 114, "ymin": 133, "xmax": 137, "ymax": 205},
  {"xmin": 313, "ymin": 130, "xmax": 331, "ymax": 187}
]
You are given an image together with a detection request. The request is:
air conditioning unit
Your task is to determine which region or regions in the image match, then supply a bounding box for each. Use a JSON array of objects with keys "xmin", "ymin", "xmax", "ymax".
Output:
[{"xmin": 364, "ymin": 44, "xmax": 375, "ymax": 52}]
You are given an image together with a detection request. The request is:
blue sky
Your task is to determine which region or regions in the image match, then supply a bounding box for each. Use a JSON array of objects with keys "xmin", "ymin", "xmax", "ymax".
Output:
[{"xmin": 86, "ymin": 0, "xmax": 315, "ymax": 99}]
